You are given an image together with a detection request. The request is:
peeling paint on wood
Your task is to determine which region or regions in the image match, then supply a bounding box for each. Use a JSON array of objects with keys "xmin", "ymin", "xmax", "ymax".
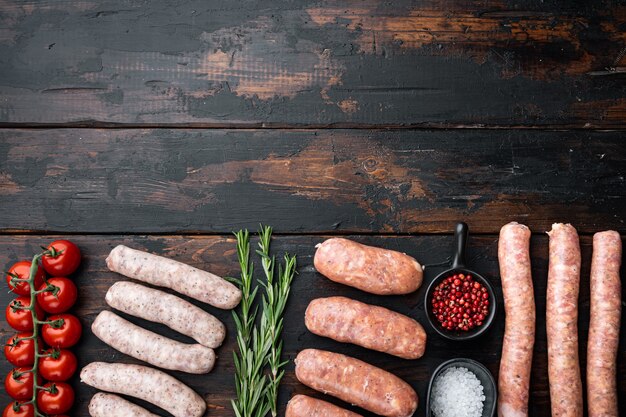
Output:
[
  {"xmin": 0, "ymin": 129, "xmax": 624, "ymax": 234},
  {"xmin": 0, "ymin": 1, "xmax": 624, "ymax": 126}
]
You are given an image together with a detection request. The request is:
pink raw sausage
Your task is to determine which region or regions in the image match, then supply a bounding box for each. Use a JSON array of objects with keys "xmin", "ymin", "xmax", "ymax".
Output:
[
  {"xmin": 305, "ymin": 296, "xmax": 426, "ymax": 359},
  {"xmin": 546, "ymin": 223, "xmax": 582, "ymax": 417},
  {"xmin": 295, "ymin": 349, "xmax": 418, "ymax": 417},
  {"xmin": 286, "ymin": 395, "xmax": 363, "ymax": 417},
  {"xmin": 587, "ymin": 230, "xmax": 621, "ymax": 417},
  {"xmin": 314, "ymin": 238, "xmax": 423, "ymax": 295},
  {"xmin": 497, "ymin": 222, "xmax": 535, "ymax": 417}
]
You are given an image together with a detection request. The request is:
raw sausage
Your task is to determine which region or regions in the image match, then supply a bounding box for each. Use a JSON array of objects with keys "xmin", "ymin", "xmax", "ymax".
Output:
[
  {"xmin": 587, "ymin": 230, "xmax": 621, "ymax": 417},
  {"xmin": 305, "ymin": 296, "xmax": 426, "ymax": 359},
  {"xmin": 295, "ymin": 349, "xmax": 418, "ymax": 417},
  {"xmin": 286, "ymin": 394, "xmax": 363, "ymax": 417},
  {"xmin": 91, "ymin": 310, "xmax": 215, "ymax": 374},
  {"xmin": 88, "ymin": 392, "xmax": 160, "ymax": 417},
  {"xmin": 314, "ymin": 238, "xmax": 423, "ymax": 295},
  {"xmin": 80, "ymin": 362, "xmax": 206, "ymax": 417},
  {"xmin": 106, "ymin": 245, "xmax": 241, "ymax": 309},
  {"xmin": 497, "ymin": 222, "xmax": 535, "ymax": 417},
  {"xmin": 546, "ymin": 223, "xmax": 582, "ymax": 417},
  {"xmin": 106, "ymin": 281, "xmax": 225, "ymax": 348}
]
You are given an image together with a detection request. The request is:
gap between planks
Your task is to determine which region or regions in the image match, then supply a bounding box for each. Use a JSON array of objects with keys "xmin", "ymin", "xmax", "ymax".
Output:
[
  {"xmin": 0, "ymin": 230, "xmax": 621, "ymax": 237},
  {"xmin": 1, "ymin": 123, "xmax": 626, "ymax": 131}
]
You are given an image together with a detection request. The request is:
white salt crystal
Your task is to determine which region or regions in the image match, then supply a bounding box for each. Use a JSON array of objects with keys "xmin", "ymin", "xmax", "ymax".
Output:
[{"xmin": 430, "ymin": 366, "xmax": 486, "ymax": 417}]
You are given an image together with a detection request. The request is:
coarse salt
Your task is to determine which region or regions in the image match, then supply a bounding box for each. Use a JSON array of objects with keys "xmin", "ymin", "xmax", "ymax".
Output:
[{"xmin": 430, "ymin": 366, "xmax": 486, "ymax": 417}]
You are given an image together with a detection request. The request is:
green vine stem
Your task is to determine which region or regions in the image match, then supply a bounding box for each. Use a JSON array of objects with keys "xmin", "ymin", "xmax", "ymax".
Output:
[{"xmin": 8, "ymin": 251, "xmax": 62, "ymax": 417}]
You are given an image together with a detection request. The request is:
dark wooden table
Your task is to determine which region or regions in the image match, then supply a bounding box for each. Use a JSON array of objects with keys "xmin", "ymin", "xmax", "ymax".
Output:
[{"xmin": 1, "ymin": 1, "xmax": 625, "ymax": 417}]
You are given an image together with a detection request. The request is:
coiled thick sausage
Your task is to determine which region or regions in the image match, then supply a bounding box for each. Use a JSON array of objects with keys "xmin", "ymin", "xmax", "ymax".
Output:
[
  {"xmin": 91, "ymin": 310, "xmax": 215, "ymax": 374},
  {"xmin": 314, "ymin": 238, "xmax": 423, "ymax": 295},
  {"xmin": 587, "ymin": 230, "xmax": 621, "ymax": 417},
  {"xmin": 286, "ymin": 395, "xmax": 363, "ymax": 417},
  {"xmin": 80, "ymin": 362, "xmax": 206, "ymax": 417},
  {"xmin": 106, "ymin": 245, "xmax": 241, "ymax": 309},
  {"xmin": 546, "ymin": 223, "xmax": 582, "ymax": 417},
  {"xmin": 497, "ymin": 222, "xmax": 535, "ymax": 417},
  {"xmin": 295, "ymin": 349, "xmax": 418, "ymax": 417},
  {"xmin": 305, "ymin": 296, "xmax": 426, "ymax": 359},
  {"xmin": 88, "ymin": 392, "xmax": 160, "ymax": 417},
  {"xmin": 106, "ymin": 281, "xmax": 225, "ymax": 348}
]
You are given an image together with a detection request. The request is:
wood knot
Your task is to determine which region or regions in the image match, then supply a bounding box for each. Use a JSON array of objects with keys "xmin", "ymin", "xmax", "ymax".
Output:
[{"xmin": 362, "ymin": 158, "xmax": 378, "ymax": 172}]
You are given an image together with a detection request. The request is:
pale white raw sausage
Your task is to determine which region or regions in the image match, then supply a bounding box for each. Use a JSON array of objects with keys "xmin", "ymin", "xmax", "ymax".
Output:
[
  {"xmin": 80, "ymin": 362, "xmax": 206, "ymax": 417},
  {"xmin": 91, "ymin": 310, "xmax": 215, "ymax": 374},
  {"xmin": 106, "ymin": 245, "xmax": 241, "ymax": 309},
  {"xmin": 106, "ymin": 281, "xmax": 225, "ymax": 348},
  {"xmin": 88, "ymin": 392, "xmax": 161, "ymax": 417}
]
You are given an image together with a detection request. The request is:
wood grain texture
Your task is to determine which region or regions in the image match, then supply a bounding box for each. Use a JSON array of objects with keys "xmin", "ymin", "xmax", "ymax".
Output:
[
  {"xmin": 0, "ymin": 129, "xmax": 624, "ymax": 234},
  {"xmin": 0, "ymin": 234, "xmax": 624, "ymax": 417},
  {"xmin": 0, "ymin": 0, "xmax": 625, "ymax": 127}
]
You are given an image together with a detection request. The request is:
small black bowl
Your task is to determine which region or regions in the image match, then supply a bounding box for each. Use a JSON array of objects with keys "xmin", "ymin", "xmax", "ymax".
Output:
[
  {"xmin": 424, "ymin": 222, "xmax": 497, "ymax": 341},
  {"xmin": 425, "ymin": 358, "xmax": 497, "ymax": 417}
]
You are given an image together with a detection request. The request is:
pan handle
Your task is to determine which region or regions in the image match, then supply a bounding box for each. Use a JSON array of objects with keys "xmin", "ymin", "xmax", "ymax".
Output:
[{"xmin": 451, "ymin": 222, "xmax": 468, "ymax": 269}]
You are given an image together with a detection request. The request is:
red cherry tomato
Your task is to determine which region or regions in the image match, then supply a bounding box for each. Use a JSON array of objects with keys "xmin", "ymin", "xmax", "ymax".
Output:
[
  {"xmin": 41, "ymin": 314, "xmax": 82, "ymax": 348},
  {"xmin": 39, "ymin": 349, "xmax": 77, "ymax": 381},
  {"xmin": 36, "ymin": 278, "xmax": 77, "ymax": 314},
  {"xmin": 37, "ymin": 382, "xmax": 74, "ymax": 415},
  {"xmin": 6, "ymin": 261, "xmax": 45, "ymax": 296},
  {"xmin": 41, "ymin": 240, "xmax": 81, "ymax": 277},
  {"xmin": 2, "ymin": 402, "xmax": 34, "ymax": 417},
  {"xmin": 4, "ymin": 368, "xmax": 40, "ymax": 401},
  {"xmin": 5, "ymin": 297, "xmax": 44, "ymax": 332},
  {"xmin": 4, "ymin": 333, "xmax": 37, "ymax": 367}
]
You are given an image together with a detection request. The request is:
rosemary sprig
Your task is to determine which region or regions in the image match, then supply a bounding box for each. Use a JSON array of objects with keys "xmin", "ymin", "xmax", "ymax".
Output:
[
  {"xmin": 231, "ymin": 226, "xmax": 297, "ymax": 417},
  {"xmin": 257, "ymin": 226, "xmax": 296, "ymax": 417}
]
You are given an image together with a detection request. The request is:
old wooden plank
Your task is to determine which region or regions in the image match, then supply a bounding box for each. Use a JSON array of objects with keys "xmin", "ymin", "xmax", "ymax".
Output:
[
  {"xmin": 0, "ymin": 1, "xmax": 624, "ymax": 126},
  {"xmin": 0, "ymin": 234, "xmax": 624, "ymax": 417},
  {"xmin": 0, "ymin": 129, "xmax": 624, "ymax": 234}
]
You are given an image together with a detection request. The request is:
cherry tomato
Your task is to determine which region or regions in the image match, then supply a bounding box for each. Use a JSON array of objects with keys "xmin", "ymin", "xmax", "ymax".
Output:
[
  {"xmin": 41, "ymin": 240, "xmax": 81, "ymax": 277},
  {"xmin": 2, "ymin": 402, "xmax": 34, "ymax": 417},
  {"xmin": 4, "ymin": 368, "xmax": 40, "ymax": 401},
  {"xmin": 36, "ymin": 278, "xmax": 77, "ymax": 314},
  {"xmin": 39, "ymin": 349, "xmax": 77, "ymax": 381},
  {"xmin": 5, "ymin": 297, "xmax": 44, "ymax": 332},
  {"xmin": 41, "ymin": 314, "xmax": 82, "ymax": 348},
  {"xmin": 37, "ymin": 382, "xmax": 74, "ymax": 415},
  {"xmin": 6, "ymin": 261, "xmax": 45, "ymax": 296},
  {"xmin": 4, "ymin": 333, "xmax": 37, "ymax": 367}
]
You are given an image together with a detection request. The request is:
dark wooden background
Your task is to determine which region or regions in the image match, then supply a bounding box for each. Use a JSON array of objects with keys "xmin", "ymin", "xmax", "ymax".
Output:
[{"xmin": 0, "ymin": 1, "xmax": 625, "ymax": 416}]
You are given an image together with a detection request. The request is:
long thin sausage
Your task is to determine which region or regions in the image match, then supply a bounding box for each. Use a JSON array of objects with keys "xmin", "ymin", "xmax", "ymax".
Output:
[
  {"xmin": 497, "ymin": 222, "xmax": 535, "ymax": 417},
  {"xmin": 88, "ymin": 392, "xmax": 161, "ymax": 417},
  {"xmin": 286, "ymin": 395, "xmax": 363, "ymax": 417},
  {"xmin": 314, "ymin": 238, "xmax": 423, "ymax": 295},
  {"xmin": 295, "ymin": 349, "xmax": 418, "ymax": 417},
  {"xmin": 587, "ymin": 230, "xmax": 622, "ymax": 417},
  {"xmin": 106, "ymin": 245, "xmax": 241, "ymax": 309},
  {"xmin": 106, "ymin": 281, "xmax": 225, "ymax": 348},
  {"xmin": 91, "ymin": 310, "xmax": 215, "ymax": 374},
  {"xmin": 305, "ymin": 296, "xmax": 426, "ymax": 359},
  {"xmin": 546, "ymin": 223, "xmax": 582, "ymax": 417},
  {"xmin": 80, "ymin": 362, "xmax": 206, "ymax": 417}
]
